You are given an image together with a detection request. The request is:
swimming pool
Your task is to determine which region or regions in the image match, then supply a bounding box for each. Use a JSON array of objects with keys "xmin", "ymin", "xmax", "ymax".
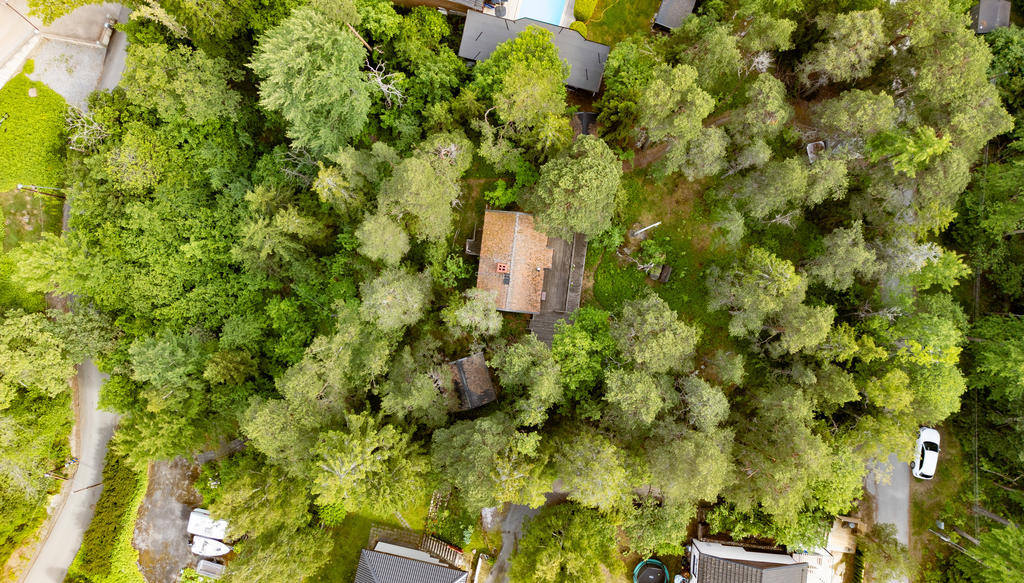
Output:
[{"xmin": 516, "ymin": 0, "xmax": 568, "ymax": 26}]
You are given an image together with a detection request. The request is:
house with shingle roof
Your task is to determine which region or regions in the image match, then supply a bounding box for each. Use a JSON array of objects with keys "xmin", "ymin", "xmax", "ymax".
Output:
[
  {"xmin": 475, "ymin": 210, "xmax": 553, "ymax": 314},
  {"xmin": 689, "ymin": 540, "xmax": 809, "ymax": 583},
  {"xmin": 653, "ymin": 0, "xmax": 697, "ymax": 30},
  {"xmin": 354, "ymin": 545, "xmax": 468, "ymax": 583},
  {"xmin": 457, "ymin": 10, "xmax": 610, "ymax": 93}
]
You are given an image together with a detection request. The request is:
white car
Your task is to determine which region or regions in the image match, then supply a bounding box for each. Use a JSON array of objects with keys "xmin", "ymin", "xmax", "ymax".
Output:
[{"xmin": 911, "ymin": 427, "xmax": 941, "ymax": 480}]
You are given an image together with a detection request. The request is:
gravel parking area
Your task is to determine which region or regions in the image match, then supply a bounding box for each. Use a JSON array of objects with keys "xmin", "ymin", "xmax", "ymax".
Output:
[
  {"xmin": 25, "ymin": 39, "xmax": 105, "ymax": 109},
  {"xmin": 133, "ymin": 458, "xmax": 203, "ymax": 583}
]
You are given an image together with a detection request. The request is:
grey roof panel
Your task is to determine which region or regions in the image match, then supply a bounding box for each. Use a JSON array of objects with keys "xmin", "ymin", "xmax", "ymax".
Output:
[
  {"xmin": 971, "ymin": 0, "xmax": 1011, "ymax": 33},
  {"xmin": 458, "ymin": 10, "xmax": 610, "ymax": 93},
  {"xmin": 354, "ymin": 550, "xmax": 469, "ymax": 583},
  {"xmin": 697, "ymin": 554, "xmax": 807, "ymax": 583},
  {"xmin": 654, "ymin": 0, "xmax": 696, "ymax": 29}
]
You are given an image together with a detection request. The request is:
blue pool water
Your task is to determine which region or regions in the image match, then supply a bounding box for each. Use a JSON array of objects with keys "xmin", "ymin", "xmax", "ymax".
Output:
[{"xmin": 517, "ymin": 0, "xmax": 568, "ymax": 26}]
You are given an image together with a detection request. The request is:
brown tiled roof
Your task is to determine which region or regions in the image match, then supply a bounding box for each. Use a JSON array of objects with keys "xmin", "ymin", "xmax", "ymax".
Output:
[
  {"xmin": 448, "ymin": 352, "xmax": 497, "ymax": 410},
  {"xmin": 477, "ymin": 210, "xmax": 553, "ymax": 314}
]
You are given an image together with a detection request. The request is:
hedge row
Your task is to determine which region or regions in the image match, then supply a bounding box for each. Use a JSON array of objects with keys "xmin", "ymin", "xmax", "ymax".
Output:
[{"xmin": 65, "ymin": 449, "xmax": 147, "ymax": 583}]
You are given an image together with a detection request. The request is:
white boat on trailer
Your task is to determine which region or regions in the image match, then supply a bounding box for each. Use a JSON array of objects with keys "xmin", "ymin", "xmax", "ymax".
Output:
[
  {"xmin": 187, "ymin": 508, "xmax": 229, "ymax": 540},
  {"xmin": 191, "ymin": 536, "xmax": 231, "ymax": 557}
]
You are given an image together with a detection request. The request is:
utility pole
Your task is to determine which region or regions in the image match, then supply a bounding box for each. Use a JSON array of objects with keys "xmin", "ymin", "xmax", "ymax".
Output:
[{"xmin": 17, "ymin": 184, "xmax": 65, "ymax": 200}]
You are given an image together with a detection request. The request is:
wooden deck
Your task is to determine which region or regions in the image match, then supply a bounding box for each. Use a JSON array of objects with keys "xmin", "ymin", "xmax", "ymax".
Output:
[{"xmin": 529, "ymin": 233, "xmax": 587, "ymax": 345}]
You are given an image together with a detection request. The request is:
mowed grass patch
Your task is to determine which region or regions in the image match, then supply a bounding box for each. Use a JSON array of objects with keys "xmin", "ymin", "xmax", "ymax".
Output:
[
  {"xmin": 0, "ymin": 63, "xmax": 67, "ymax": 192},
  {"xmin": 586, "ymin": 0, "xmax": 662, "ymax": 46}
]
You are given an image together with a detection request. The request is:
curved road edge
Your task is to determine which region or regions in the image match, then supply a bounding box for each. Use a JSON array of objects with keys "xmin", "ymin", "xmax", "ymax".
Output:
[{"xmin": 20, "ymin": 360, "xmax": 119, "ymax": 583}]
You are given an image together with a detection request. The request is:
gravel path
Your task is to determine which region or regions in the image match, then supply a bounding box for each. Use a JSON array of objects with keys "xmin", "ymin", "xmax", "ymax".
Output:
[{"xmin": 25, "ymin": 39, "xmax": 105, "ymax": 109}]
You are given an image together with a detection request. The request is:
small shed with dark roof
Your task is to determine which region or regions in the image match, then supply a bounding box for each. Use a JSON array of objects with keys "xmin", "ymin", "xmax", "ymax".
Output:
[
  {"xmin": 654, "ymin": 0, "xmax": 697, "ymax": 30},
  {"xmin": 354, "ymin": 549, "xmax": 469, "ymax": 583},
  {"xmin": 970, "ymin": 0, "xmax": 1011, "ymax": 33},
  {"xmin": 458, "ymin": 10, "xmax": 610, "ymax": 93},
  {"xmin": 448, "ymin": 352, "xmax": 497, "ymax": 410}
]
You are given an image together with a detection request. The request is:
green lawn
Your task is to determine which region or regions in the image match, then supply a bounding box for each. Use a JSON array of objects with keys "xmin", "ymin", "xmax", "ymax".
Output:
[
  {"xmin": 310, "ymin": 493, "xmax": 431, "ymax": 583},
  {"xmin": 0, "ymin": 61, "xmax": 67, "ymax": 193},
  {"xmin": 909, "ymin": 425, "xmax": 970, "ymax": 581},
  {"xmin": 585, "ymin": 0, "xmax": 662, "ymax": 46}
]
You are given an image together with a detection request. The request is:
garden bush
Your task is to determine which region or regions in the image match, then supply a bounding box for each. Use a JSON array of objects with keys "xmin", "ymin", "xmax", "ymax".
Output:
[
  {"xmin": 574, "ymin": 0, "xmax": 597, "ymax": 21},
  {"xmin": 569, "ymin": 21, "xmax": 588, "ymax": 37}
]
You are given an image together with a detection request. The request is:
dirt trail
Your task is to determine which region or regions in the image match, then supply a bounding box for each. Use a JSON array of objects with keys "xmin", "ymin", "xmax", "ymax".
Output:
[{"xmin": 133, "ymin": 458, "xmax": 202, "ymax": 583}]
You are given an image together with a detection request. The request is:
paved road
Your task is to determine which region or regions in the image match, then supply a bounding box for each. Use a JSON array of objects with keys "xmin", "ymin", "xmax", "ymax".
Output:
[
  {"xmin": 865, "ymin": 453, "xmax": 910, "ymax": 583},
  {"xmin": 484, "ymin": 504, "xmax": 540, "ymax": 583},
  {"xmin": 23, "ymin": 360, "xmax": 118, "ymax": 583}
]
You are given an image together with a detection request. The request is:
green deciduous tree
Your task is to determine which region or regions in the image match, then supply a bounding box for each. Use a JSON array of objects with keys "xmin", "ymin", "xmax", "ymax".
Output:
[
  {"xmin": 378, "ymin": 153, "xmax": 461, "ymax": 242},
  {"xmin": 637, "ymin": 64, "xmax": 715, "ymax": 146},
  {"xmin": 508, "ymin": 503, "xmax": 618, "ymax": 583},
  {"xmin": 311, "ymin": 412, "xmax": 427, "ymax": 520},
  {"xmin": 526, "ymin": 135, "xmax": 621, "ymax": 239},
  {"xmin": 549, "ymin": 426, "xmax": 632, "ymax": 511},
  {"xmin": 376, "ymin": 344, "xmax": 451, "ymax": 428},
  {"xmin": 681, "ymin": 376, "xmax": 729, "ymax": 432},
  {"xmin": 250, "ymin": 6, "xmax": 370, "ymax": 155},
  {"xmin": 224, "ymin": 525, "xmax": 333, "ymax": 583},
  {"xmin": 815, "ymin": 90, "xmax": 898, "ymax": 138},
  {"xmin": 706, "ymin": 247, "xmax": 806, "ymax": 338},
  {"xmin": 490, "ymin": 336, "xmax": 563, "ymax": 426},
  {"xmin": 798, "ymin": 10, "xmax": 886, "ymax": 87},
  {"xmin": 970, "ymin": 315, "xmax": 1024, "ymax": 401},
  {"xmin": 122, "ymin": 43, "xmax": 241, "ymax": 125},
  {"xmin": 431, "ymin": 412, "xmax": 549, "ymax": 509},
  {"xmin": 611, "ymin": 294, "xmax": 701, "ymax": 374},
  {"xmin": 730, "ymin": 73, "xmax": 793, "ymax": 142},
  {"xmin": 203, "ymin": 451, "xmax": 311, "ymax": 538},
  {"xmin": 355, "ymin": 212, "xmax": 409, "ymax": 265},
  {"xmin": 359, "ymin": 268, "xmax": 431, "ymax": 332},
  {"xmin": 806, "ymin": 221, "xmax": 881, "ymax": 290},
  {"xmin": 603, "ymin": 369, "xmax": 674, "ymax": 429},
  {"xmin": 442, "ymin": 288, "xmax": 503, "ymax": 338}
]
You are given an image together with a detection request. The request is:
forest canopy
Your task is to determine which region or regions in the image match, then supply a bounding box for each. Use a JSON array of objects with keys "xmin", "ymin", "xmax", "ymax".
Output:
[{"xmin": 7, "ymin": 0, "xmax": 1024, "ymax": 580}]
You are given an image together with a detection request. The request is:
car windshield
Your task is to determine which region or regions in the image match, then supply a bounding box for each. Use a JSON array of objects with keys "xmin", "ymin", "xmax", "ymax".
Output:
[{"xmin": 924, "ymin": 442, "xmax": 939, "ymax": 452}]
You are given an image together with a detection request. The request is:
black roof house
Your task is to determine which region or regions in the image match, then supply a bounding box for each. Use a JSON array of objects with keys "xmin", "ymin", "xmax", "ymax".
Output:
[
  {"xmin": 689, "ymin": 540, "xmax": 810, "ymax": 583},
  {"xmin": 654, "ymin": 0, "xmax": 697, "ymax": 30},
  {"xmin": 457, "ymin": 10, "xmax": 610, "ymax": 93},
  {"xmin": 697, "ymin": 554, "xmax": 808, "ymax": 583},
  {"xmin": 970, "ymin": 0, "xmax": 1011, "ymax": 33},
  {"xmin": 354, "ymin": 549, "xmax": 469, "ymax": 583}
]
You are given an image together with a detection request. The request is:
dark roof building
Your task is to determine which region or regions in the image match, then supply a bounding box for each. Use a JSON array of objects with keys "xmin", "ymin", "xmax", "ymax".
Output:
[
  {"xmin": 354, "ymin": 548, "xmax": 469, "ymax": 583},
  {"xmin": 690, "ymin": 540, "xmax": 809, "ymax": 583},
  {"xmin": 457, "ymin": 10, "xmax": 610, "ymax": 93},
  {"xmin": 448, "ymin": 352, "xmax": 497, "ymax": 410},
  {"xmin": 970, "ymin": 0, "xmax": 1011, "ymax": 33},
  {"xmin": 654, "ymin": 0, "xmax": 696, "ymax": 30}
]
